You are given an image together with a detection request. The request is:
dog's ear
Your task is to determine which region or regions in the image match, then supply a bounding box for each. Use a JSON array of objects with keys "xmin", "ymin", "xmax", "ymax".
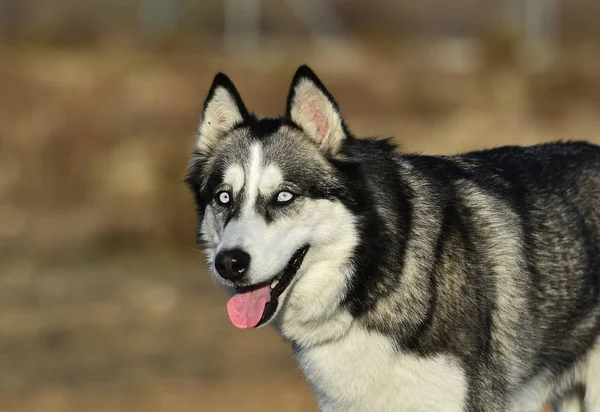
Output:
[
  {"xmin": 196, "ymin": 73, "xmax": 250, "ymax": 155},
  {"xmin": 286, "ymin": 65, "xmax": 347, "ymax": 156}
]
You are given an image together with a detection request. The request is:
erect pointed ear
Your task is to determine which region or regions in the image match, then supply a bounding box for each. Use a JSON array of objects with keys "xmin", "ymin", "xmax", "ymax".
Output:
[
  {"xmin": 286, "ymin": 65, "xmax": 347, "ymax": 156},
  {"xmin": 196, "ymin": 73, "xmax": 250, "ymax": 155}
]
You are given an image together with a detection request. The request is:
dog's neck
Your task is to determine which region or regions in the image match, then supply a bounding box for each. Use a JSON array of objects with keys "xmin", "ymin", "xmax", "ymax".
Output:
[{"xmin": 274, "ymin": 304, "xmax": 355, "ymax": 348}]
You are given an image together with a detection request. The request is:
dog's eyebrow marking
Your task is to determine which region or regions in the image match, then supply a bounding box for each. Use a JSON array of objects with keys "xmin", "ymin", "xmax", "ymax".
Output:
[
  {"xmin": 242, "ymin": 143, "xmax": 264, "ymax": 213},
  {"xmin": 223, "ymin": 164, "xmax": 245, "ymax": 193},
  {"xmin": 259, "ymin": 164, "xmax": 283, "ymax": 195}
]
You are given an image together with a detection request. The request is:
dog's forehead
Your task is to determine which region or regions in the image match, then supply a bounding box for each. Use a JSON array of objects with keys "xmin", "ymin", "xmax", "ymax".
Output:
[{"xmin": 216, "ymin": 123, "xmax": 323, "ymax": 187}]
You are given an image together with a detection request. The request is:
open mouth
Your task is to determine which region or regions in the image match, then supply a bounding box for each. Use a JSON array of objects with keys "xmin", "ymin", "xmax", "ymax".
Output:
[{"xmin": 226, "ymin": 245, "xmax": 309, "ymax": 329}]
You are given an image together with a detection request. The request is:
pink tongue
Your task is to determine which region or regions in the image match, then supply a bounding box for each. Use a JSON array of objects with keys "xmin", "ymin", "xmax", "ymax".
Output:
[{"xmin": 226, "ymin": 284, "xmax": 271, "ymax": 329}]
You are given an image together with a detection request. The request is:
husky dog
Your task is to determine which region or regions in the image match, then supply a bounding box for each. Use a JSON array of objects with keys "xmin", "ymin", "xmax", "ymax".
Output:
[{"xmin": 186, "ymin": 65, "xmax": 600, "ymax": 412}]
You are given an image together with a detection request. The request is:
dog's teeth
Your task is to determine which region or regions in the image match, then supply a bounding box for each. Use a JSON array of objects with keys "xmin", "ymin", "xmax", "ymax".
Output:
[{"xmin": 270, "ymin": 279, "xmax": 279, "ymax": 289}]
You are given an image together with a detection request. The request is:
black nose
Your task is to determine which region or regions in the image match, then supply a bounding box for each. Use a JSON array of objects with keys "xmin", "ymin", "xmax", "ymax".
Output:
[{"xmin": 214, "ymin": 249, "xmax": 251, "ymax": 281}]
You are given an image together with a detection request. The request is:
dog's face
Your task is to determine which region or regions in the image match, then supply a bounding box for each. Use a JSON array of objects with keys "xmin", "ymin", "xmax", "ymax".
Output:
[{"xmin": 187, "ymin": 66, "xmax": 359, "ymax": 333}]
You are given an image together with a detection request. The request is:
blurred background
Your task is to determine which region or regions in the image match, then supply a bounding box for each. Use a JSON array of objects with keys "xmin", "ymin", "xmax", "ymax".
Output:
[{"xmin": 0, "ymin": 0, "xmax": 598, "ymax": 411}]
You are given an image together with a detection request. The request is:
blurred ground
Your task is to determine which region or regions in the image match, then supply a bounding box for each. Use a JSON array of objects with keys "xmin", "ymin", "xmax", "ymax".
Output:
[
  {"xmin": 2, "ymin": 36, "xmax": 600, "ymax": 411},
  {"xmin": 0, "ymin": 253, "xmax": 314, "ymax": 412}
]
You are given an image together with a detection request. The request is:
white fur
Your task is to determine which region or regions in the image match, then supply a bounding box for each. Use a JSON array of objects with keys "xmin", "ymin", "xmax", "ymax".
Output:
[
  {"xmin": 296, "ymin": 325, "xmax": 467, "ymax": 412},
  {"xmin": 241, "ymin": 144, "xmax": 263, "ymax": 212},
  {"xmin": 585, "ymin": 339, "xmax": 600, "ymax": 411},
  {"xmin": 274, "ymin": 201, "xmax": 359, "ymax": 345},
  {"xmin": 223, "ymin": 164, "xmax": 245, "ymax": 194},
  {"xmin": 196, "ymin": 87, "xmax": 244, "ymax": 154},
  {"xmin": 217, "ymin": 198, "xmax": 357, "ymax": 303},
  {"xmin": 259, "ymin": 164, "xmax": 283, "ymax": 194},
  {"xmin": 560, "ymin": 393, "xmax": 583, "ymax": 412}
]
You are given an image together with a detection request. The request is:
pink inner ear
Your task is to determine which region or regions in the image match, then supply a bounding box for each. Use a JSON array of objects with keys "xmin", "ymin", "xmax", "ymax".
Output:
[
  {"xmin": 299, "ymin": 90, "xmax": 328, "ymax": 144},
  {"xmin": 215, "ymin": 116, "xmax": 226, "ymax": 128}
]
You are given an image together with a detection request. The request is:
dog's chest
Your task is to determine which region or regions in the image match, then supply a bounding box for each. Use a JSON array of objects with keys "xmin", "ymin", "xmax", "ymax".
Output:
[{"xmin": 296, "ymin": 327, "xmax": 467, "ymax": 412}]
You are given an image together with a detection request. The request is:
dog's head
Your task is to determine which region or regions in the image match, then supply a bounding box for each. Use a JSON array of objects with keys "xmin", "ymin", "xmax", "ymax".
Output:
[{"xmin": 186, "ymin": 66, "xmax": 359, "ymax": 335}]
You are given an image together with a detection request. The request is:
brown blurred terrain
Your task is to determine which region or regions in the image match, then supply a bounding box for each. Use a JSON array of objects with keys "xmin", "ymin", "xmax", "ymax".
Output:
[{"xmin": 1, "ymin": 1, "xmax": 600, "ymax": 411}]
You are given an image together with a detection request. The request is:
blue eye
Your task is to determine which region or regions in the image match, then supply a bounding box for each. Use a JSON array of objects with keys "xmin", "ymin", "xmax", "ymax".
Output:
[
  {"xmin": 277, "ymin": 191, "xmax": 294, "ymax": 204},
  {"xmin": 216, "ymin": 191, "xmax": 231, "ymax": 205}
]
